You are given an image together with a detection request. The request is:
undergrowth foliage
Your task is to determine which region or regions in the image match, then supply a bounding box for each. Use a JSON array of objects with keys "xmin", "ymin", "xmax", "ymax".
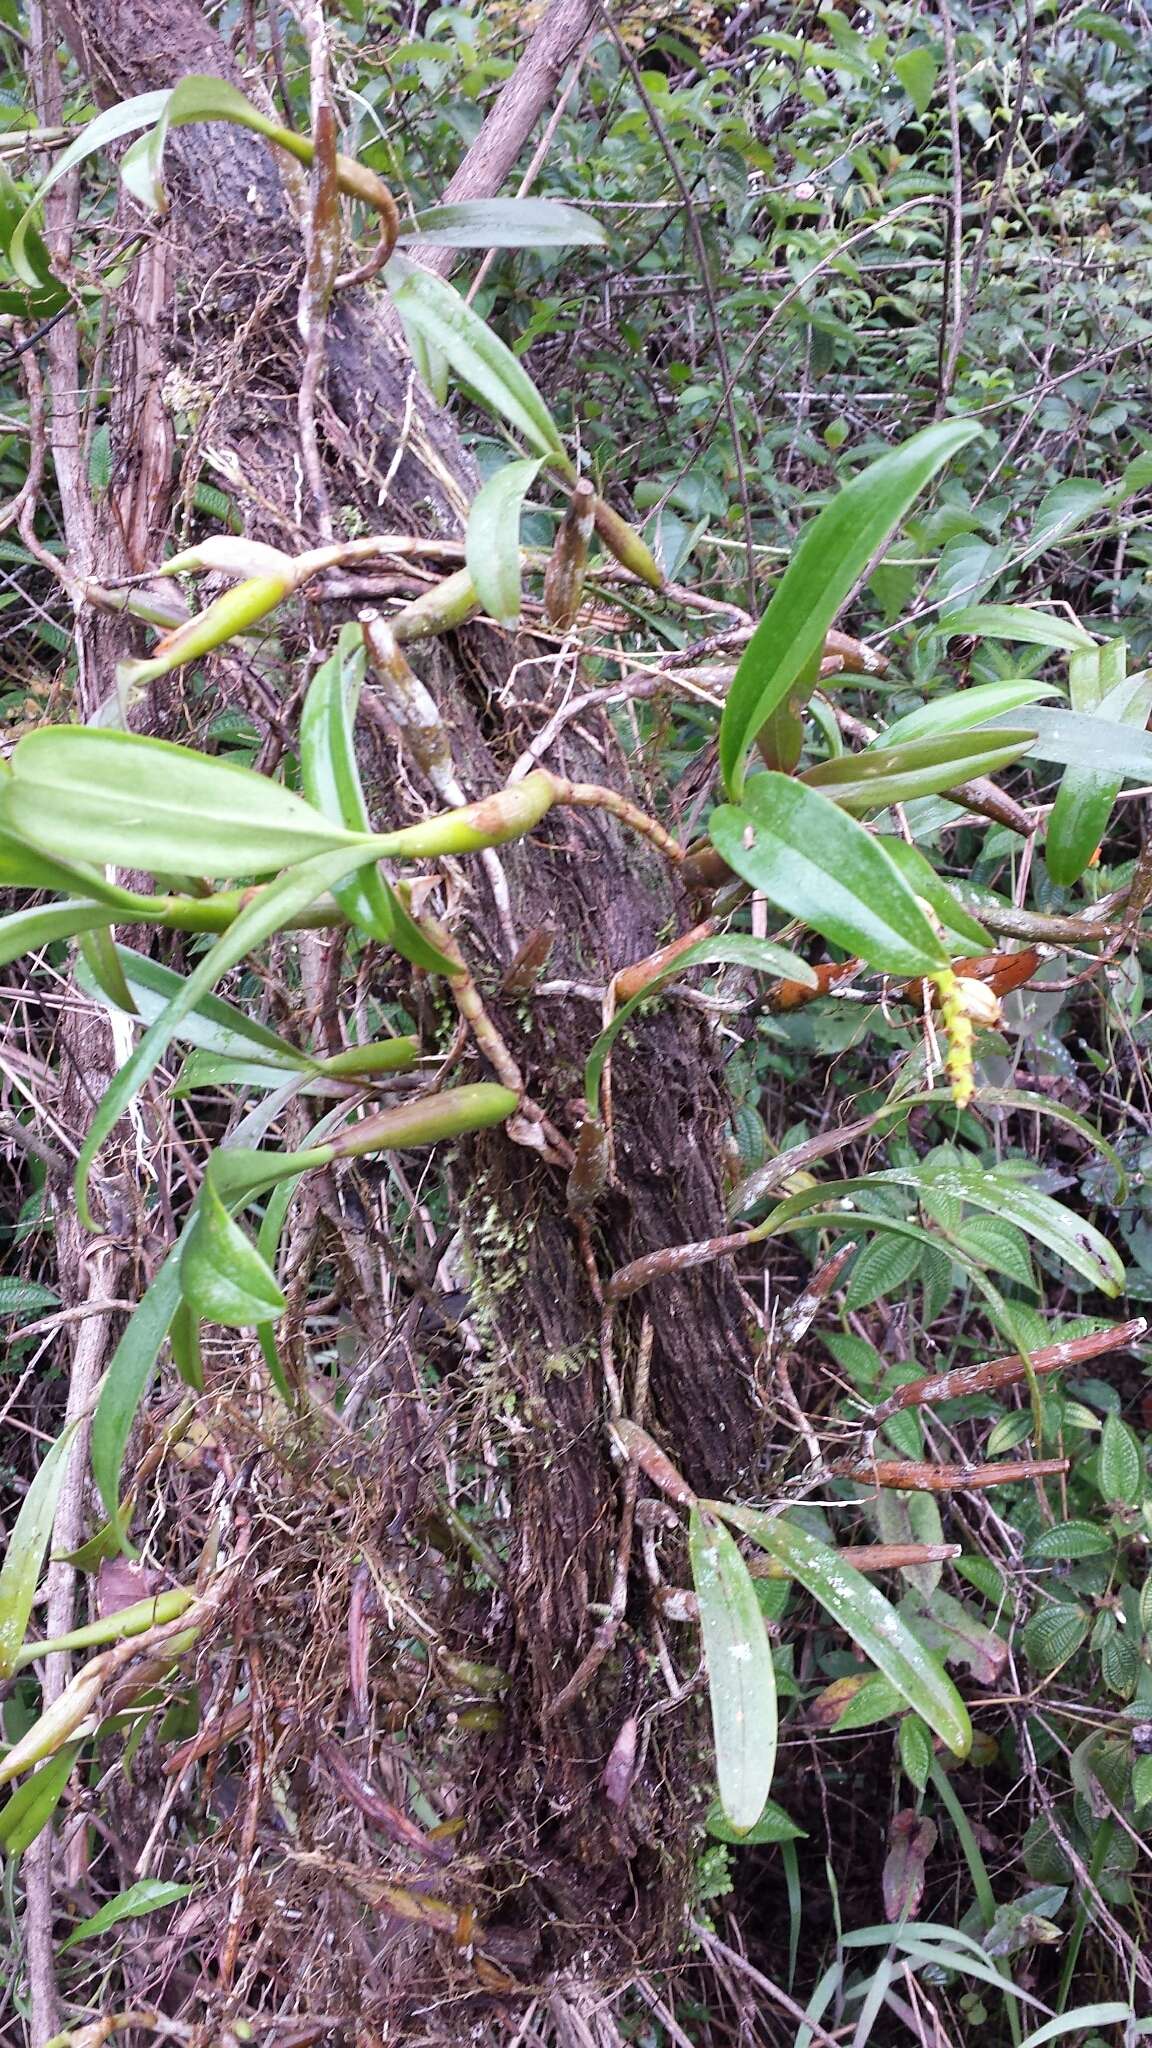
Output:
[{"xmin": 3, "ymin": 3, "xmax": 1152, "ymax": 2045}]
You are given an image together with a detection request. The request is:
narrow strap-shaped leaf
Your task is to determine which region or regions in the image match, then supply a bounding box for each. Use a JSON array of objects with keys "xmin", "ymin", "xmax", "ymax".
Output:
[
  {"xmin": 299, "ymin": 628, "xmax": 456, "ymax": 973},
  {"xmin": 802, "ymin": 728, "xmax": 1035, "ymax": 815},
  {"xmin": 9, "ymin": 90, "xmax": 170, "ymax": 283},
  {"xmin": 74, "ymin": 942, "xmax": 313, "ymax": 1066},
  {"xmin": 934, "ymin": 604, "xmax": 1096, "ymax": 652},
  {"xmin": 73, "ymin": 841, "xmax": 391, "ymax": 1225},
  {"xmin": 59, "ymin": 1878, "xmax": 194, "ymax": 1953},
  {"xmin": 0, "ymin": 1743, "xmax": 83, "ymax": 1857},
  {"xmin": 719, "ymin": 420, "xmax": 982, "ymax": 797},
  {"xmin": 880, "ymin": 680, "xmax": 1059, "ymax": 749},
  {"xmin": 712, "ymin": 1504, "xmax": 971, "ymax": 1758},
  {"xmin": 91, "ymin": 1248, "xmax": 185, "ymax": 1527},
  {"xmin": 0, "ymin": 1420, "xmax": 80, "ymax": 1677},
  {"xmin": 0, "ymin": 899, "xmax": 129, "ymax": 968},
  {"xmin": 388, "ymin": 255, "xmax": 571, "ymax": 467},
  {"xmin": 402, "ymin": 199, "xmax": 607, "ymax": 247},
  {"xmin": 689, "ymin": 1504, "xmax": 777, "ymax": 1832},
  {"xmin": 710, "ymin": 775, "xmax": 948, "ymax": 978}
]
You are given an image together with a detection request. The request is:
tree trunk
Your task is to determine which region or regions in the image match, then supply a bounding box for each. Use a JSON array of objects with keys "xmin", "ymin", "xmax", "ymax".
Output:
[{"xmin": 42, "ymin": 0, "xmax": 766, "ymax": 2009}]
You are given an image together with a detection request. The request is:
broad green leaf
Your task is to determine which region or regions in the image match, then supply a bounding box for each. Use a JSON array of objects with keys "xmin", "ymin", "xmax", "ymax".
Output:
[
  {"xmin": 75, "ymin": 944, "xmax": 312, "ymax": 1066},
  {"xmin": 9, "ymin": 91, "xmax": 170, "ymax": 283},
  {"xmin": 181, "ymin": 1179, "xmax": 287, "ymax": 1329},
  {"xmin": 1099, "ymin": 1412, "xmax": 1143, "ymax": 1505},
  {"xmin": 709, "ymin": 775, "xmax": 948, "ymax": 978},
  {"xmin": 403, "ymin": 199, "xmax": 608, "ymax": 247},
  {"xmin": 802, "ymin": 729, "xmax": 1035, "ymax": 814},
  {"xmin": 299, "ymin": 628, "xmax": 457, "ymax": 973},
  {"xmin": 73, "ymin": 840, "xmax": 397, "ymax": 1225},
  {"xmin": 874, "ymin": 837, "xmax": 990, "ymax": 948},
  {"xmin": 719, "ymin": 419, "xmax": 981, "ymax": 797},
  {"xmin": 899, "ymin": 1713, "xmax": 934, "ymax": 1793},
  {"xmin": 937, "ymin": 605, "xmax": 1095, "ymax": 653},
  {"xmin": 91, "ymin": 1248, "xmax": 184, "ymax": 1527},
  {"xmin": 388, "ymin": 257, "xmax": 569, "ymax": 465},
  {"xmin": 0, "ymin": 1421, "xmax": 79, "ymax": 1677},
  {"xmin": 60, "ymin": 1878, "xmax": 193, "ymax": 1952},
  {"xmin": 1, "ymin": 728, "xmax": 362, "ymax": 878},
  {"xmin": 465, "ymin": 457, "xmax": 543, "ymax": 625},
  {"xmin": 585, "ymin": 934, "xmax": 815, "ymax": 1115},
  {"xmin": 714, "ymin": 1505, "xmax": 971, "ymax": 1757},
  {"xmin": 705, "ymin": 1796, "xmax": 805, "ymax": 1845},
  {"xmin": 893, "ymin": 46, "xmax": 938, "ymax": 113},
  {"xmin": 689, "ymin": 1504, "xmax": 777, "ymax": 1832},
  {"xmin": 0, "ymin": 1744, "xmax": 82, "ymax": 1857},
  {"xmin": 1046, "ymin": 643, "xmax": 1146, "ymax": 886},
  {"xmin": 881, "ymin": 680, "xmax": 1060, "ymax": 749}
]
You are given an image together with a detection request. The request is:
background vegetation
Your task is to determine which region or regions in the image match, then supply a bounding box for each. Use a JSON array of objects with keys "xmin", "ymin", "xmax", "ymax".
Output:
[{"xmin": 4, "ymin": 1, "xmax": 1152, "ymax": 2044}]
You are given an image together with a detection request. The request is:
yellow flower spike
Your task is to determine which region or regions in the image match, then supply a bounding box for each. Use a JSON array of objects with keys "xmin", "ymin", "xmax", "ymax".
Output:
[{"xmin": 932, "ymin": 967, "xmax": 1001, "ymax": 1110}]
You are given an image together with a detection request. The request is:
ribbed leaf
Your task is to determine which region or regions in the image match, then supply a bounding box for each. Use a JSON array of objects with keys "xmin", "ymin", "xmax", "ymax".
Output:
[
  {"xmin": 689, "ymin": 1505, "xmax": 777, "ymax": 1832},
  {"xmin": 719, "ymin": 420, "xmax": 981, "ymax": 796},
  {"xmin": 710, "ymin": 775, "xmax": 947, "ymax": 977}
]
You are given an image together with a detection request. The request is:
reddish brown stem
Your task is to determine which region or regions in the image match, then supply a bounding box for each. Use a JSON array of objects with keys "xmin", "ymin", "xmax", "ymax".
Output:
[
  {"xmin": 871, "ymin": 1317, "xmax": 1147, "ymax": 1422},
  {"xmin": 831, "ymin": 1457, "xmax": 1070, "ymax": 1492}
]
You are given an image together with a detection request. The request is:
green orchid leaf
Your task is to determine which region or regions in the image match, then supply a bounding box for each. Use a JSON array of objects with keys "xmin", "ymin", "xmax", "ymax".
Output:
[
  {"xmin": 465, "ymin": 457, "xmax": 544, "ymax": 625},
  {"xmin": 689, "ymin": 1504, "xmax": 777, "ymax": 1833},
  {"xmin": 299, "ymin": 626, "xmax": 457, "ymax": 973},
  {"xmin": 710, "ymin": 774, "xmax": 948, "ymax": 978},
  {"xmin": 181, "ymin": 1179, "xmax": 287, "ymax": 1329},
  {"xmin": 712, "ymin": 1505, "xmax": 971, "ymax": 1758},
  {"xmin": 0, "ymin": 727, "xmax": 362, "ymax": 878},
  {"xmin": 719, "ymin": 420, "xmax": 982, "ymax": 797},
  {"xmin": 802, "ymin": 729, "xmax": 1035, "ymax": 815}
]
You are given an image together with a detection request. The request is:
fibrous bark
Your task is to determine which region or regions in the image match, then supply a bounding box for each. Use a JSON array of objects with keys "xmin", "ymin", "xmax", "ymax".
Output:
[{"xmin": 39, "ymin": 0, "xmax": 766, "ymax": 2006}]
